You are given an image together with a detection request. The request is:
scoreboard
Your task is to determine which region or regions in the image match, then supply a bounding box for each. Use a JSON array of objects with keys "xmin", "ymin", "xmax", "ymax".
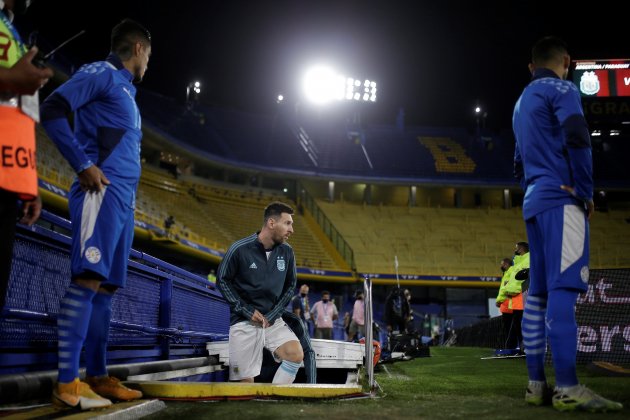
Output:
[{"xmin": 572, "ymin": 59, "xmax": 630, "ymax": 97}]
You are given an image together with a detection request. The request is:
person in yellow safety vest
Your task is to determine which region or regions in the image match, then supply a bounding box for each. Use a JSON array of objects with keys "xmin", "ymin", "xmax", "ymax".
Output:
[
  {"xmin": 207, "ymin": 269, "xmax": 217, "ymax": 287},
  {"xmin": 496, "ymin": 242, "xmax": 530, "ymax": 353},
  {"xmin": 496, "ymin": 257, "xmax": 516, "ymax": 349},
  {"xmin": 0, "ymin": 0, "xmax": 54, "ymax": 313}
]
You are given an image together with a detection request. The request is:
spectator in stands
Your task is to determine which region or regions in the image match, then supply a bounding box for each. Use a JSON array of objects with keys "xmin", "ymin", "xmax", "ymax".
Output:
[
  {"xmin": 216, "ymin": 202, "xmax": 303, "ymax": 383},
  {"xmin": 383, "ymin": 287, "xmax": 410, "ymax": 334},
  {"xmin": 347, "ymin": 289, "xmax": 365, "ymax": 341},
  {"xmin": 310, "ymin": 290, "xmax": 338, "ymax": 339},
  {"xmin": 164, "ymin": 214, "xmax": 175, "ymax": 234},
  {"xmin": 207, "ymin": 269, "xmax": 216, "ymax": 287},
  {"xmin": 40, "ymin": 19, "xmax": 151, "ymax": 409},
  {"xmin": 0, "ymin": 0, "xmax": 53, "ymax": 314},
  {"xmin": 291, "ymin": 284, "xmax": 311, "ymax": 333},
  {"xmin": 513, "ymin": 36, "xmax": 621, "ymax": 411}
]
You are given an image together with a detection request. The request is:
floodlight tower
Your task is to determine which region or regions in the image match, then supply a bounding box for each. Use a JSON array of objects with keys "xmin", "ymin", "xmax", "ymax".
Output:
[
  {"xmin": 474, "ymin": 105, "xmax": 487, "ymax": 139},
  {"xmin": 300, "ymin": 65, "xmax": 378, "ymax": 171},
  {"xmin": 302, "ymin": 65, "xmax": 377, "ymax": 105},
  {"xmin": 186, "ymin": 80, "xmax": 201, "ymax": 108}
]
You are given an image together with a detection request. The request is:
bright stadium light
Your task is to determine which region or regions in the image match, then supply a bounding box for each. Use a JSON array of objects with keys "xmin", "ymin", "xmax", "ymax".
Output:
[
  {"xmin": 186, "ymin": 80, "xmax": 202, "ymax": 108},
  {"xmin": 277, "ymin": 94, "xmax": 284, "ymax": 103},
  {"xmin": 303, "ymin": 66, "xmax": 377, "ymax": 104},
  {"xmin": 303, "ymin": 66, "xmax": 343, "ymax": 104}
]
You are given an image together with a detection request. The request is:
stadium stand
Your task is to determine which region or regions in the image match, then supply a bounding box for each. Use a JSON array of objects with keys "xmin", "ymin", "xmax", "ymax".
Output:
[
  {"xmin": 35, "ymin": 131, "xmax": 344, "ymax": 270},
  {"xmin": 315, "ymin": 200, "xmax": 630, "ymax": 277},
  {"xmin": 35, "ymin": 119, "xmax": 630, "ymax": 278}
]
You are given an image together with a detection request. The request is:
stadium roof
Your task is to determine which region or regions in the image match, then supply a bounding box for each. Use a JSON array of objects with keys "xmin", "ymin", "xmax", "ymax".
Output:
[{"xmin": 23, "ymin": 0, "xmax": 625, "ymax": 130}]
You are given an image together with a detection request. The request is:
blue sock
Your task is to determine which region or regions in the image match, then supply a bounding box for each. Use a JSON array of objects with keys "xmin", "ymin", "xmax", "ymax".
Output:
[
  {"xmin": 547, "ymin": 289, "xmax": 579, "ymax": 387},
  {"xmin": 522, "ymin": 294, "xmax": 547, "ymax": 382},
  {"xmin": 57, "ymin": 284, "xmax": 96, "ymax": 383},
  {"xmin": 85, "ymin": 292, "xmax": 114, "ymax": 377}
]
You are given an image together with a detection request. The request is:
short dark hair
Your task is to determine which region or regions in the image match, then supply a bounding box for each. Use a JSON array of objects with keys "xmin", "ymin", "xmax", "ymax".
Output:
[
  {"xmin": 501, "ymin": 257, "xmax": 513, "ymax": 265},
  {"xmin": 111, "ymin": 19, "xmax": 151, "ymax": 60},
  {"xmin": 516, "ymin": 242, "xmax": 529, "ymax": 252},
  {"xmin": 263, "ymin": 201, "xmax": 294, "ymax": 224},
  {"xmin": 531, "ymin": 36, "xmax": 568, "ymax": 66},
  {"xmin": 321, "ymin": 290, "xmax": 330, "ymax": 296}
]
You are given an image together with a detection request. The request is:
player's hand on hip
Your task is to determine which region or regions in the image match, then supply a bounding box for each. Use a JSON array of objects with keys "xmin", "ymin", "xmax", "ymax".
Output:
[
  {"xmin": 561, "ymin": 185, "xmax": 594, "ymax": 220},
  {"xmin": 78, "ymin": 165, "xmax": 111, "ymax": 193},
  {"xmin": 586, "ymin": 199, "xmax": 594, "ymax": 220}
]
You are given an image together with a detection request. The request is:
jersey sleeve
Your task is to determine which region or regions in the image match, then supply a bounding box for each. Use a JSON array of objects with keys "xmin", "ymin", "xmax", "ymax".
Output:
[
  {"xmin": 216, "ymin": 247, "xmax": 255, "ymax": 321},
  {"xmin": 40, "ymin": 68, "xmax": 112, "ymax": 173},
  {"xmin": 553, "ymin": 84, "xmax": 593, "ymax": 202}
]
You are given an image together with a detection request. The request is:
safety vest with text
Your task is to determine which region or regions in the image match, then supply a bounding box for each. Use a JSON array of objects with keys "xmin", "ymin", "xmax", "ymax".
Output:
[{"xmin": 0, "ymin": 9, "xmax": 38, "ymax": 199}]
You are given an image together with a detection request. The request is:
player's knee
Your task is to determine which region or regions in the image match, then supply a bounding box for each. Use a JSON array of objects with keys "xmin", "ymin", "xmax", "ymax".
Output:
[
  {"xmin": 280, "ymin": 341, "xmax": 304, "ymax": 363},
  {"xmin": 73, "ymin": 278, "xmax": 101, "ymax": 292}
]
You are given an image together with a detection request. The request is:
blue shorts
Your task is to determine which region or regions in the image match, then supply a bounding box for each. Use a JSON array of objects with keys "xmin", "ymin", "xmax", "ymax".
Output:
[
  {"xmin": 525, "ymin": 204, "xmax": 590, "ymax": 296},
  {"xmin": 68, "ymin": 182, "xmax": 134, "ymax": 287}
]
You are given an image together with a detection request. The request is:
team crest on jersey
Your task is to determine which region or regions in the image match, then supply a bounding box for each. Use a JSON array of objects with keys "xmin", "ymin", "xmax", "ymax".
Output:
[
  {"xmin": 277, "ymin": 257, "xmax": 285, "ymax": 271},
  {"xmin": 85, "ymin": 247, "xmax": 101, "ymax": 264},
  {"xmin": 580, "ymin": 266, "xmax": 589, "ymax": 283},
  {"xmin": 580, "ymin": 71, "xmax": 600, "ymax": 96}
]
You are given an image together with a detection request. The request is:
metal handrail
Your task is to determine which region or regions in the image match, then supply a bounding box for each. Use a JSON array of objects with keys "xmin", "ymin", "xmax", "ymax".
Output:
[{"xmin": 364, "ymin": 275, "xmax": 376, "ymax": 391}]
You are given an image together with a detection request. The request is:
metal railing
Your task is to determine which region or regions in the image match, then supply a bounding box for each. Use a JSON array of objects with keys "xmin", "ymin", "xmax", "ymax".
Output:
[
  {"xmin": 300, "ymin": 185, "xmax": 356, "ymax": 271},
  {"xmin": 364, "ymin": 276, "xmax": 376, "ymax": 392}
]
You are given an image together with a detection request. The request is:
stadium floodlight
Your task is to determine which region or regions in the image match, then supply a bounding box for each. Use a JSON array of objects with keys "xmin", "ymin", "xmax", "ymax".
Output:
[
  {"xmin": 186, "ymin": 80, "xmax": 202, "ymax": 105},
  {"xmin": 303, "ymin": 66, "xmax": 343, "ymax": 104},
  {"xmin": 277, "ymin": 94, "xmax": 284, "ymax": 103},
  {"xmin": 474, "ymin": 106, "xmax": 482, "ymax": 114},
  {"xmin": 303, "ymin": 66, "xmax": 377, "ymax": 104}
]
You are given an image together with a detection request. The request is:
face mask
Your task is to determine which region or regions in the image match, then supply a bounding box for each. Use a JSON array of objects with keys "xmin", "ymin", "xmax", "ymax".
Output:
[
  {"xmin": 322, "ymin": 299, "xmax": 329, "ymax": 303},
  {"xmin": 300, "ymin": 293, "xmax": 307, "ymax": 297}
]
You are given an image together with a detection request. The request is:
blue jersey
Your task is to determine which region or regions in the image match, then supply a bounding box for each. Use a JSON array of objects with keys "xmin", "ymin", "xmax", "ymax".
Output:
[
  {"xmin": 512, "ymin": 68, "xmax": 593, "ymax": 220},
  {"xmin": 41, "ymin": 54, "xmax": 142, "ymax": 206}
]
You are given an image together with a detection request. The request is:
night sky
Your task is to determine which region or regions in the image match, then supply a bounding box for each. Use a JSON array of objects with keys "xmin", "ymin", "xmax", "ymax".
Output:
[{"xmin": 20, "ymin": 0, "xmax": 626, "ymax": 131}]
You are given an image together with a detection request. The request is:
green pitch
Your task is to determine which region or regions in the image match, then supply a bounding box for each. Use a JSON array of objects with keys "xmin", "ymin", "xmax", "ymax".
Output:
[{"xmin": 152, "ymin": 347, "xmax": 629, "ymax": 419}]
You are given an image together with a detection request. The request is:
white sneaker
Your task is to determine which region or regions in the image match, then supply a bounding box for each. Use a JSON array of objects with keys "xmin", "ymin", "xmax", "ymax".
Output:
[{"xmin": 553, "ymin": 384, "xmax": 623, "ymax": 413}]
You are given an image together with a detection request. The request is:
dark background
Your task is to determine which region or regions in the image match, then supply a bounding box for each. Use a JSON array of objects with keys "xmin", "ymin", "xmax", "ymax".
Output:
[{"xmin": 18, "ymin": 0, "xmax": 627, "ymax": 130}]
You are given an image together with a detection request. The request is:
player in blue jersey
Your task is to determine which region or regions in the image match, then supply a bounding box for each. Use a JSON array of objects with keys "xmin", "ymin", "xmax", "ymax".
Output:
[
  {"xmin": 40, "ymin": 19, "xmax": 151, "ymax": 409},
  {"xmin": 513, "ymin": 36, "xmax": 621, "ymax": 413}
]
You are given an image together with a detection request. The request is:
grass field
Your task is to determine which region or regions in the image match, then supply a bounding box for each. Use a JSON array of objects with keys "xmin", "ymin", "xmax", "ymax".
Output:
[{"xmin": 151, "ymin": 347, "xmax": 629, "ymax": 419}]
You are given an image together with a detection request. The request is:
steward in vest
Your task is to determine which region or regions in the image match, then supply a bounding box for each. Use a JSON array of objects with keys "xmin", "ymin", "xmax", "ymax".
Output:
[
  {"xmin": 0, "ymin": 0, "xmax": 53, "ymax": 312},
  {"xmin": 496, "ymin": 242, "xmax": 530, "ymax": 352}
]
